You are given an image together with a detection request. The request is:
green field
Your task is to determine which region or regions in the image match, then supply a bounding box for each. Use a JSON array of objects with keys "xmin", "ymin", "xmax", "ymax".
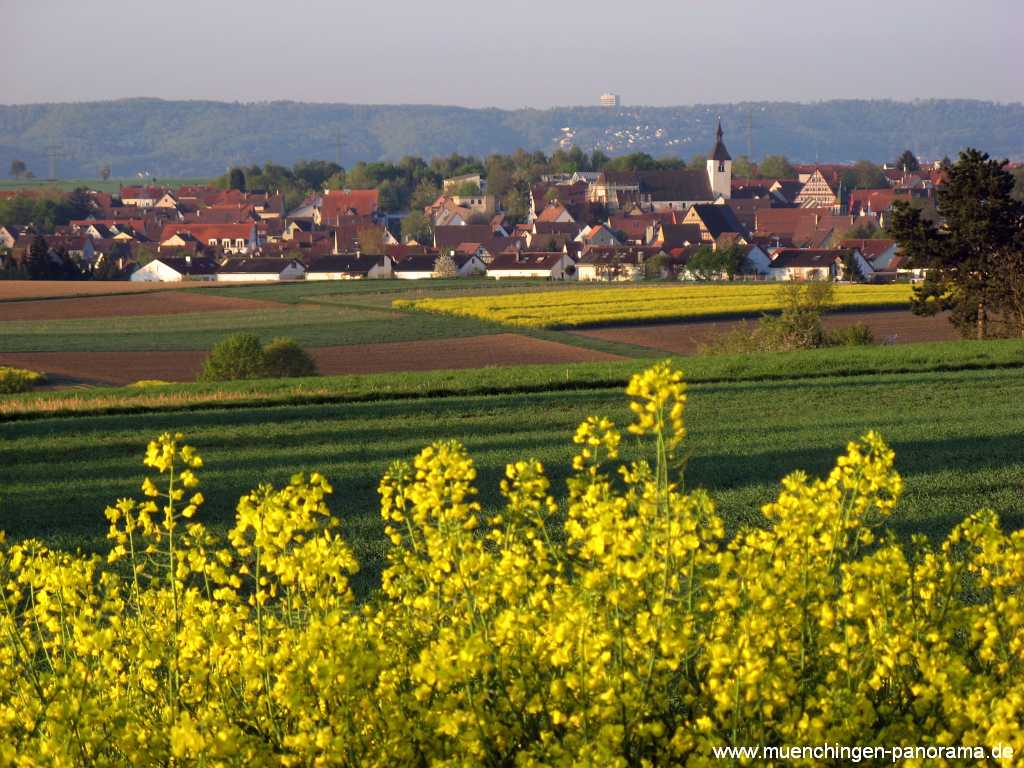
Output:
[
  {"xmin": 0, "ymin": 177, "xmax": 211, "ymax": 194},
  {"xmin": 0, "ymin": 304, "xmax": 506, "ymax": 353},
  {"xmin": 3, "ymin": 348, "xmax": 1022, "ymax": 595}
]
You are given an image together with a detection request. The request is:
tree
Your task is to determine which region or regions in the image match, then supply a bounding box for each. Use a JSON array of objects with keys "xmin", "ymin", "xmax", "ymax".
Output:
[
  {"xmin": 198, "ymin": 334, "xmax": 267, "ymax": 382},
  {"xmin": 293, "ymin": 160, "xmax": 342, "ymax": 190},
  {"xmin": 451, "ymin": 181, "xmax": 481, "ymax": 197},
  {"xmin": 683, "ymin": 245, "xmax": 725, "ymax": 281},
  {"xmin": 888, "ymin": 148, "xmax": 1024, "ymax": 338},
  {"xmin": 228, "ymin": 167, "xmax": 246, "ymax": 192},
  {"xmin": 896, "ymin": 150, "xmax": 920, "ymax": 173},
  {"xmin": 731, "ymin": 155, "xmax": 756, "ymax": 179},
  {"xmin": 687, "ymin": 154, "xmax": 707, "ymax": 172},
  {"xmin": 100, "ymin": 164, "xmax": 111, "ymax": 181},
  {"xmin": 841, "ymin": 220, "xmax": 886, "ymax": 240},
  {"xmin": 719, "ymin": 243, "xmax": 750, "ymax": 279},
  {"xmin": 355, "ymin": 225, "xmax": 385, "ymax": 255},
  {"xmin": 758, "ymin": 155, "xmax": 796, "ymax": 179},
  {"xmin": 401, "ymin": 211, "xmax": 432, "ymax": 244},
  {"xmin": 842, "ymin": 252, "xmax": 865, "ymax": 282},
  {"xmin": 9, "ymin": 160, "xmax": 26, "ymax": 179},
  {"xmin": 27, "ymin": 236, "xmax": 51, "ymax": 280},
  {"xmin": 841, "ymin": 161, "xmax": 889, "ymax": 190},
  {"xmin": 432, "ymin": 252, "xmax": 458, "ymax": 278}
]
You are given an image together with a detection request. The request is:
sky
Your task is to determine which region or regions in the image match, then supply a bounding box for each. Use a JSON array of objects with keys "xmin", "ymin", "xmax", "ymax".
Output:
[{"xmin": 3, "ymin": 0, "xmax": 1022, "ymax": 108}]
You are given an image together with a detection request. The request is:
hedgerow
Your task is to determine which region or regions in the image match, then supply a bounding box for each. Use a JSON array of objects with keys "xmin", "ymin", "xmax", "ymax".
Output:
[{"xmin": 0, "ymin": 361, "xmax": 1020, "ymax": 765}]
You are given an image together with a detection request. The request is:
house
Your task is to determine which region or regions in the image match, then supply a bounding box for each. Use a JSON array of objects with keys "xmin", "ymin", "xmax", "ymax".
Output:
[
  {"xmin": 314, "ymin": 189, "xmax": 380, "ymax": 225},
  {"xmin": 768, "ymin": 248, "xmax": 870, "ymax": 282},
  {"xmin": 738, "ymin": 245, "xmax": 774, "ymax": 277},
  {"xmin": 159, "ymin": 223, "xmax": 256, "ymax": 254},
  {"xmin": 795, "ymin": 170, "xmax": 841, "ymax": 209},
  {"xmin": 681, "ymin": 204, "xmax": 747, "ymax": 244},
  {"xmin": 485, "ymin": 251, "xmax": 577, "ymax": 280},
  {"xmin": 576, "ymin": 247, "xmax": 663, "ymax": 282},
  {"xmin": 392, "ymin": 253, "xmax": 486, "ymax": 280},
  {"xmin": 306, "ymin": 254, "xmax": 392, "ymax": 280},
  {"xmin": 443, "ymin": 173, "xmax": 486, "ymax": 194},
  {"xmin": 130, "ymin": 255, "xmax": 219, "ymax": 282},
  {"xmin": 434, "ymin": 224, "xmax": 503, "ymax": 251},
  {"xmin": 840, "ymin": 239, "xmax": 899, "ymax": 270},
  {"xmin": 119, "ymin": 186, "xmax": 165, "ymax": 207},
  {"xmin": 536, "ymin": 203, "xmax": 575, "ymax": 224},
  {"xmin": 576, "ymin": 224, "xmax": 621, "ymax": 248},
  {"xmin": 216, "ymin": 258, "xmax": 306, "ymax": 282}
]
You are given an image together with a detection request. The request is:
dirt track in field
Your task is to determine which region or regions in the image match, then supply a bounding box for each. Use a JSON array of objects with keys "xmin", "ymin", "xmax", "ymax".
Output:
[
  {"xmin": 572, "ymin": 310, "xmax": 959, "ymax": 355},
  {"xmin": 0, "ymin": 334, "xmax": 624, "ymax": 386},
  {"xmin": 0, "ymin": 291, "xmax": 286, "ymax": 321},
  {"xmin": 0, "ymin": 281, "xmax": 217, "ymax": 301}
]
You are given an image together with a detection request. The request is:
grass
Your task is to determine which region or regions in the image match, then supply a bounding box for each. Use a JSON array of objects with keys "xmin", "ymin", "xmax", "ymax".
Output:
[
  {"xmin": 0, "ymin": 304, "xmax": 504, "ymax": 353},
  {"xmin": 3, "ymin": 339, "xmax": 1022, "ymax": 418},
  {"xmin": 398, "ymin": 283, "xmax": 915, "ymax": 328},
  {"xmin": 0, "ymin": 177, "xmax": 211, "ymax": 194},
  {"xmin": 3, "ymin": 358, "xmax": 1022, "ymax": 596}
]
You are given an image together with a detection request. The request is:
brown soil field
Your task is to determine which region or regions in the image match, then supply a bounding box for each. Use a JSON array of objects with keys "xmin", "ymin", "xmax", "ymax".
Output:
[
  {"xmin": 0, "ymin": 280, "xmax": 219, "ymax": 302},
  {"xmin": 0, "ymin": 291, "xmax": 284, "ymax": 322},
  {"xmin": 572, "ymin": 310, "xmax": 959, "ymax": 355},
  {"xmin": 0, "ymin": 333, "xmax": 623, "ymax": 386}
]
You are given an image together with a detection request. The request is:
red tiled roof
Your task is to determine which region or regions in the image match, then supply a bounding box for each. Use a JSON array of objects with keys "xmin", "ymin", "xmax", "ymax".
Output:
[
  {"xmin": 318, "ymin": 189, "xmax": 380, "ymax": 219},
  {"xmin": 159, "ymin": 223, "xmax": 253, "ymax": 243}
]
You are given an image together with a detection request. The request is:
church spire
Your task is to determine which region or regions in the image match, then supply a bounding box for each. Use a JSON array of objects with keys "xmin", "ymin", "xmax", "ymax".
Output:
[{"xmin": 710, "ymin": 117, "xmax": 731, "ymax": 162}]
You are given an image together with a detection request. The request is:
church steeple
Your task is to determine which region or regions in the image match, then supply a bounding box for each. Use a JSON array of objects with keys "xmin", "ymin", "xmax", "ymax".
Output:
[
  {"xmin": 710, "ymin": 117, "xmax": 731, "ymax": 162},
  {"xmin": 706, "ymin": 117, "xmax": 732, "ymax": 200}
]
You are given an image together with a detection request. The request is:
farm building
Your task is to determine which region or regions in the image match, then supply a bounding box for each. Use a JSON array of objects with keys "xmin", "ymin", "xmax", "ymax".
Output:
[
  {"xmin": 392, "ymin": 253, "xmax": 487, "ymax": 280},
  {"xmin": 216, "ymin": 258, "xmax": 306, "ymax": 282},
  {"xmin": 485, "ymin": 252, "xmax": 577, "ymax": 280},
  {"xmin": 306, "ymin": 254, "xmax": 392, "ymax": 280},
  {"xmin": 130, "ymin": 256, "xmax": 219, "ymax": 282},
  {"xmin": 769, "ymin": 248, "xmax": 872, "ymax": 282}
]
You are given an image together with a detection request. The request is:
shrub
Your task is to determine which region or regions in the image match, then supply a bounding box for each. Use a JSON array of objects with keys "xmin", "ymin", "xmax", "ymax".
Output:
[
  {"xmin": 197, "ymin": 333, "xmax": 267, "ymax": 382},
  {"xmin": 262, "ymin": 337, "xmax": 318, "ymax": 377},
  {"xmin": 0, "ymin": 361, "xmax": 1021, "ymax": 764},
  {"xmin": 0, "ymin": 366, "xmax": 44, "ymax": 394},
  {"xmin": 828, "ymin": 321, "xmax": 876, "ymax": 347},
  {"xmin": 703, "ymin": 282, "xmax": 836, "ymax": 354}
]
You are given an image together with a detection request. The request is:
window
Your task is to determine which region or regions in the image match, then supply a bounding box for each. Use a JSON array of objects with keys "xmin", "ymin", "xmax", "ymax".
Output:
[
  {"xmin": 235, "ymin": 239, "xmax": 245, "ymax": 248},
  {"xmin": 208, "ymin": 239, "xmax": 217, "ymax": 246},
  {"xmin": 718, "ymin": 161, "xmax": 726, "ymax": 173},
  {"xmin": 222, "ymin": 239, "xmax": 231, "ymax": 247}
]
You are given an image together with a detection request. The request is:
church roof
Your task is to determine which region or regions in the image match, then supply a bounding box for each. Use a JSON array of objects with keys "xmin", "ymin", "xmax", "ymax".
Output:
[{"xmin": 710, "ymin": 118, "xmax": 732, "ymax": 162}]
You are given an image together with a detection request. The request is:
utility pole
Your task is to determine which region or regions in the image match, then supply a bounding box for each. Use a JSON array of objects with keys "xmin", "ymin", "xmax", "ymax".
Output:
[
  {"xmin": 747, "ymin": 109, "xmax": 753, "ymax": 161},
  {"xmin": 45, "ymin": 145, "xmax": 66, "ymax": 181}
]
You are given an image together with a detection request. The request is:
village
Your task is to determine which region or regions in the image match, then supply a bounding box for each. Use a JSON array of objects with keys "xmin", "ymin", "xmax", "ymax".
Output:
[{"xmin": 0, "ymin": 122, "xmax": 957, "ymax": 285}]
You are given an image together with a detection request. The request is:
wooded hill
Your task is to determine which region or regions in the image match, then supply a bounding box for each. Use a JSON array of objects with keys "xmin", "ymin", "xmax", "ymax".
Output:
[{"xmin": 1, "ymin": 98, "xmax": 1021, "ymax": 178}]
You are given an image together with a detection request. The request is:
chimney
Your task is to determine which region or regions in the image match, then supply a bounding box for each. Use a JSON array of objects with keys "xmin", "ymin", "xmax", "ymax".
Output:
[{"xmin": 185, "ymin": 254, "xmax": 192, "ymax": 267}]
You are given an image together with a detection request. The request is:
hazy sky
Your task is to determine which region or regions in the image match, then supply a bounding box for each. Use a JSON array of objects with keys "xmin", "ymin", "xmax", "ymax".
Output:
[{"xmin": 3, "ymin": 0, "xmax": 1021, "ymax": 107}]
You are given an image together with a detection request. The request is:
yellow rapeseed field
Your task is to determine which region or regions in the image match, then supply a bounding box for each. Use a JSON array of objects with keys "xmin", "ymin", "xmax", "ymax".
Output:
[
  {"xmin": 395, "ymin": 283, "xmax": 914, "ymax": 328},
  {"xmin": 1, "ymin": 361, "xmax": 1021, "ymax": 765}
]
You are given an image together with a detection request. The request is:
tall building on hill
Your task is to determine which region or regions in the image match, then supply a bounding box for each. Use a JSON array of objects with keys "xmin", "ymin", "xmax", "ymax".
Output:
[
  {"xmin": 706, "ymin": 117, "xmax": 732, "ymax": 200},
  {"xmin": 599, "ymin": 93, "xmax": 621, "ymax": 108}
]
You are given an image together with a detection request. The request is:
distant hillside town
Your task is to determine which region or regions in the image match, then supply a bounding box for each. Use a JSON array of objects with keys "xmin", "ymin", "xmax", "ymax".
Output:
[{"xmin": 1, "ymin": 122, "xmax": 1018, "ymax": 285}]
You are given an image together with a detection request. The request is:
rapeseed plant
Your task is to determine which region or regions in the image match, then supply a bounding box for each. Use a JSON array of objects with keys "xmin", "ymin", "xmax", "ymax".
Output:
[{"xmin": 0, "ymin": 361, "xmax": 1020, "ymax": 766}]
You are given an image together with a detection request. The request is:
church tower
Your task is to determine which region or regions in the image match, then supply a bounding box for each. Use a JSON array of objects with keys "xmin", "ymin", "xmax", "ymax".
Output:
[{"xmin": 707, "ymin": 117, "xmax": 732, "ymax": 200}]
